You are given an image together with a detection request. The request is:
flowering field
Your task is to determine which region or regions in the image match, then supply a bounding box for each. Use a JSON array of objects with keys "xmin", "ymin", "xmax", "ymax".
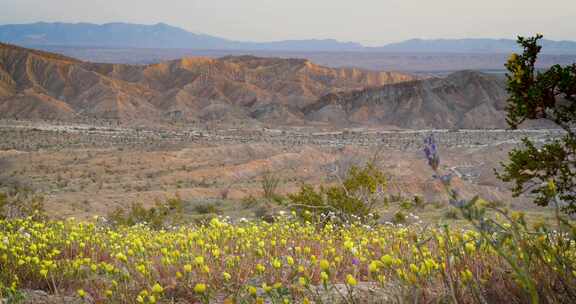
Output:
[{"xmin": 1, "ymin": 215, "xmax": 575, "ymax": 304}]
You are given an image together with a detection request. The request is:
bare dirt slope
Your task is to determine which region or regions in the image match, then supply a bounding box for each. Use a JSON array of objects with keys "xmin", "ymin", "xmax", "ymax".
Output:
[{"xmin": 0, "ymin": 133, "xmax": 523, "ymax": 219}]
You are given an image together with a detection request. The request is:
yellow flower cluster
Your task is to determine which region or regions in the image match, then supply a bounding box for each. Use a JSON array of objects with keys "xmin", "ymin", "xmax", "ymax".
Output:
[{"xmin": 0, "ymin": 216, "xmax": 574, "ymax": 303}]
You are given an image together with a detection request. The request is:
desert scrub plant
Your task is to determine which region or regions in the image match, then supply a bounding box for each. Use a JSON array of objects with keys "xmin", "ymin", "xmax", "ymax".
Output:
[
  {"xmin": 253, "ymin": 205, "xmax": 275, "ymax": 223},
  {"xmin": 287, "ymin": 163, "xmax": 386, "ymax": 223},
  {"xmin": 240, "ymin": 195, "xmax": 259, "ymax": 209},
  {"xmin": 261, "ymin": 169, "xmax": 281, "ymax": 200},
  {"xmin": 443, "ymin": 207, "xmax": 460, "ymax": 219},
  {"xmin": 0, "ymin": 187, "xmax": 46, "ymax": 221},
  {"xmin": 392, "ymin": 210, "xmax": 407, "ymax": 224},
  {"xmin": 107, "ymin": 195, "xmax": 184, "ymax": 229},
  {"xmin": 192, "ymin": 202, "xmax": 223, "ymax": 215}
]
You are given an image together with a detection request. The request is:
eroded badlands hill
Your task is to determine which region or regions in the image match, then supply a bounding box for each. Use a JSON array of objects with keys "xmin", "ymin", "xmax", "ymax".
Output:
[
  {"xmin": 304, "ymin": 71, "xmax": 511, "ymax": 129},
  {"xmin": 0, "ymin": 43, "xmax": 415, "ymax": 124}
]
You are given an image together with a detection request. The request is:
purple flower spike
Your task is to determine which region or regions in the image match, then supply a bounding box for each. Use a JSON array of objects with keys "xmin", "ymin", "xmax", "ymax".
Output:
[
  {"xmin": 352, "ymin": 258, "xmax": 360, "ymax": 266},
  {"xmin": 423, "ymin": 134, "xmax": 440, "ymax": 171}
]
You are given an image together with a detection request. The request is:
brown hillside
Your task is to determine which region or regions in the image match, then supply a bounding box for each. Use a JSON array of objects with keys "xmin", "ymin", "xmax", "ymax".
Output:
[
  {"xmin": 0, "ymin": 43, "xmax": 159, "ymax": 120},
  {"xmin": 0, "ymin": 44, "xmax": 417, "ymax": 124},
  {"xmin": 304, "ymin": 71, "xmax": 512, "ymax": 129}
]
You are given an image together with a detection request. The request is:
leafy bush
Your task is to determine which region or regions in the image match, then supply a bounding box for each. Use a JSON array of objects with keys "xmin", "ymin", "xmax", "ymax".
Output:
[
  {"xmin": 392, "ymin": 210, "xmax": 407, "ymax": 224},
  {"xmin": 287, "ymin": 164, "xmax": 386, "ymax": 223}
]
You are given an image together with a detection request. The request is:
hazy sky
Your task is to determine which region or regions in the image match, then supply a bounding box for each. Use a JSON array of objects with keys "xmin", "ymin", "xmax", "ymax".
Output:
[{"xmin": 2, "ymin": 0, "xmax": 575, "ymax": 45}]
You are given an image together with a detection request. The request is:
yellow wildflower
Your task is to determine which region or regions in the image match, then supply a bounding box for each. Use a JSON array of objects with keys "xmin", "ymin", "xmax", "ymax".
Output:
[
  {"xmin": 152, "ymin": 283, "xmax": 163, "ymax": 294},
  {"xmin": 346, "ymin": 274, "xmax": 357, "ymax": 286},
  {"xmin": 194, "ymin": 283, "xmax": 207, "ymax": 294},
  {"xmin": 319, "ymin": 259, "xmax": 330, "ymax": 271},
  {"xmin": 77, "ymin": 289, "xmax": 86, "ymax": 298}
]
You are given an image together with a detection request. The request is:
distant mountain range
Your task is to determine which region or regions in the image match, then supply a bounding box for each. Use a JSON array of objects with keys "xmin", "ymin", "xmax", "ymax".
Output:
[
  {"xmin": 1, "ymin": 22, "xmax": 576, "ymax": 54},
  {"xmin": 0, "ymin": 22, "xmax": 362, "ymax": 51},
  {"xmin": 368, "ymin": 38, "xmax": 576, "ymax": 54}
]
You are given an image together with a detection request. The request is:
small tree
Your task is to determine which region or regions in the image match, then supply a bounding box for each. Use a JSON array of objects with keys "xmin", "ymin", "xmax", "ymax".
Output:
[{"xmin": 497, "ymin": 35, "xmax": 576, "ymax": 213}]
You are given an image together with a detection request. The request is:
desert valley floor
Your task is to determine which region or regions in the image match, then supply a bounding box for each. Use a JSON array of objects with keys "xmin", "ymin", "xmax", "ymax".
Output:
[{"xmin": 0, "ymin": 119, "xmax": 563, "ymax": 223}]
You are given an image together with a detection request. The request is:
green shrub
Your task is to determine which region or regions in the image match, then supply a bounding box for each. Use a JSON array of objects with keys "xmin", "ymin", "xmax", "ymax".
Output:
[
  {"xmin": 392, "ymin": 211, "xmax": 407, "ymax": 224},
  {"xmin": 400, "ymin": 200, "xmax": 413, "ymax": 210},
  {"xmin": 287, "ymin": 163, "xmax": 386, "ymax": 223}
]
